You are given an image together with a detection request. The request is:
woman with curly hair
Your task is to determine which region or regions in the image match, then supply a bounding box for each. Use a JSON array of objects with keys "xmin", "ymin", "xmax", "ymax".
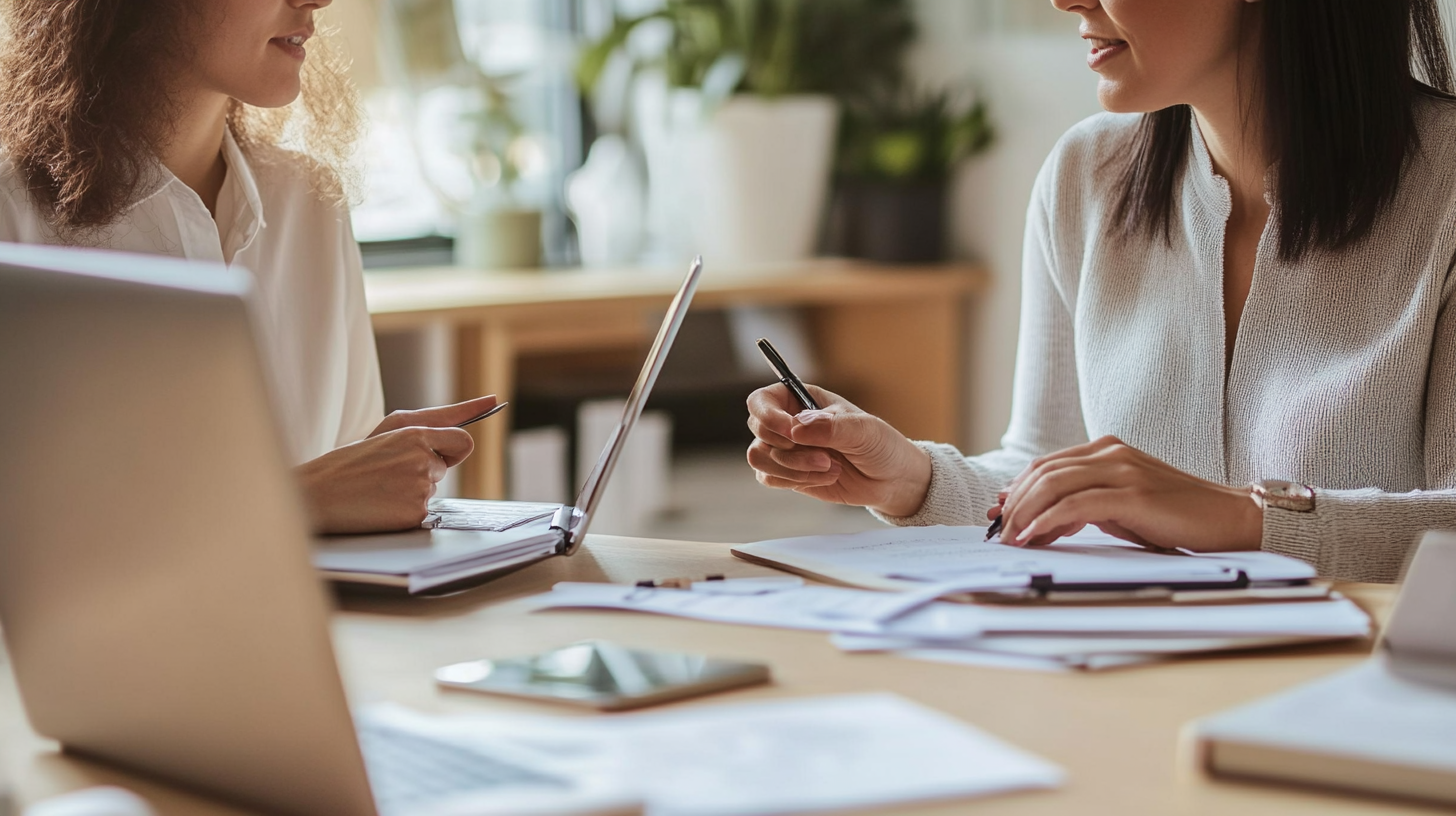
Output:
[{"xmin": 0, "ymin": 0, "xmax": 491, "ymax": 533}]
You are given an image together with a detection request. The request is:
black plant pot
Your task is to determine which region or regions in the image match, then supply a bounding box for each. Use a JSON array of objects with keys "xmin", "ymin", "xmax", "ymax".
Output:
[{"xmin": 824, "ymin": 179, "xmax": 948, "ymax": 264}]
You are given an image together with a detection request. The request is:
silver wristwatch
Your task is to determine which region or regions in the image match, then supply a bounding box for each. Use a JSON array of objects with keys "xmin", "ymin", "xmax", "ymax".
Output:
[{"xmin": 1249, "ymin": 479, "xmax": 1316, "ymax": 513}]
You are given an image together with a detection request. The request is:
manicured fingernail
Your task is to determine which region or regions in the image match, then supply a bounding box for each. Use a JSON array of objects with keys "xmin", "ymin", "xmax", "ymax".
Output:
[
  {"xmin": 797, "ymin": 411, "xmax": 827, "ymax": 424},
  {"xmin": 1014, "ymin": 519, "xmax": 1039, "ymax": 546}
]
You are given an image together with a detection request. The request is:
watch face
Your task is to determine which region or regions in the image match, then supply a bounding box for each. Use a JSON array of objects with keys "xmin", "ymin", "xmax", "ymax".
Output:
[
  {"xmin": 1265, "ymin": 480, "xmax": 1298, "ymax": 498},
  {"xmin": 1261, "ymin": 480, "xmax": 1315, "ymax": 512}
]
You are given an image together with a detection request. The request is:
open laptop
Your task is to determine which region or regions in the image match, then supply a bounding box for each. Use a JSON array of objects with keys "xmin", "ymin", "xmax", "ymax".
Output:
[
  {"xmin": 0, "ymin": 243, "xmax": 642, "ymax": 815},
  {"xmin": 313, "ymin": 257, "xmax": 703, "ymax": 595}
]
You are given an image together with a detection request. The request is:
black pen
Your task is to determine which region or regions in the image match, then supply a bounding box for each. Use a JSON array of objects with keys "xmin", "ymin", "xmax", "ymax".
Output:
[
  {"xmin": 756, "ymin": 338, "xmax": 820, "ymax": 411},
  {"xmin": 456, "ymin": 401, "xmax": 508, "ymax": 428},
  {"xmin": 984, "ymin": 514, "xmax": 1004, "ymax": 542}
]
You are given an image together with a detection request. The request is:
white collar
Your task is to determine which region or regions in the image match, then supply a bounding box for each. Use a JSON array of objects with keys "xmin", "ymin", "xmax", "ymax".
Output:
[{"xmin": 123, "ymin": 126, "xmax": 268, "ymax": 258}]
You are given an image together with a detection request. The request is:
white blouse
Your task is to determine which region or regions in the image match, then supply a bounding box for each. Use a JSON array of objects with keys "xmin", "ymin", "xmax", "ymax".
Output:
[{"xmin": 0, "ymin": 130, "xmax": 384, "ymax": 464}]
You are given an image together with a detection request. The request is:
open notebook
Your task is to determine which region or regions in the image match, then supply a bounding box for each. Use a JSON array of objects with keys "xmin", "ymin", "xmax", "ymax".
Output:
[{"xmin": 311, "ymin": 257, "xmax": 703, "ymax": 595}]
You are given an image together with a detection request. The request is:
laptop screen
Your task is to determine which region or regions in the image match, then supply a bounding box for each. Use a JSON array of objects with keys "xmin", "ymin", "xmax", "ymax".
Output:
[{"xmin": 567, "ymin": 256, "xmax": 704, "ymax": 546}]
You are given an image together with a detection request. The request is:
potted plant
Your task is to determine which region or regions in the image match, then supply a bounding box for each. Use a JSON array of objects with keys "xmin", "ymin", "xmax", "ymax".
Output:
[
  {"xmin": 448, "ymin": 76, "xmax": 550, "ymax": 270},
  {"xmin": 577, "ymin": 0, "xmax": 914, "ymax": 267},
  {"xmin": 380, "ymin": 0, "xmax": 548, "ymax": 269},
  {"xmin": 827, "ymin": 84, "xmax": 994, "ymax": 263}
]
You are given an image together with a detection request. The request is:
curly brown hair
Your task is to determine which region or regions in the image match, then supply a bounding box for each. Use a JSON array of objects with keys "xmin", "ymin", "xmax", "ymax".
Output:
[{"xmin": 0, "ymin": 0, "xmax": 361, "ymax": 234}]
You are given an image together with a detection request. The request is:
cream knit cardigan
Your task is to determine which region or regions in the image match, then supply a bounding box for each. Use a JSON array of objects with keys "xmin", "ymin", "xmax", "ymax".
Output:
[{"xmin": 877, "ymin": 99, "xmax": 1456, "ymax": 583}]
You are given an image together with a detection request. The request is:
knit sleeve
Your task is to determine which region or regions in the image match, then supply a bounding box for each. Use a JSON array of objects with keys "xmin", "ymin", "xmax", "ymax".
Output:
[
  {"xmin": 873, "ymin": 153, "xmax": 1090, "ymax": 527},
  {"xmin": 1261, "ymin": 256, "xmax": 1456, "ymax": 582}
]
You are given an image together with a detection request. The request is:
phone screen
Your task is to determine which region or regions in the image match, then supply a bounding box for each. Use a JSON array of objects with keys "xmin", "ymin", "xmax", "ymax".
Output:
[{"xmin": 435, "ymin": 640, "xmax": 770, "ymax": 710}]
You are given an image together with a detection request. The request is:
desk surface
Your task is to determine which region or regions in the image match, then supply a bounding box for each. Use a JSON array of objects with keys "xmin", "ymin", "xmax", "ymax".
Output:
[{"xmin": 2, "ymin": 535, "xmax": 1419, "ymax": 815}]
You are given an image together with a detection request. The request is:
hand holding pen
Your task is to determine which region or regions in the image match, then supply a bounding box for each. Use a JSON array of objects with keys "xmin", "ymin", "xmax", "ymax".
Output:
[
  {"xmin": 745, "ymin": 339, "xmax": 934, "ymax": 518},
  {"xmin": 298, "ymin": 394, "xmax": 509, "ymax": 535}
]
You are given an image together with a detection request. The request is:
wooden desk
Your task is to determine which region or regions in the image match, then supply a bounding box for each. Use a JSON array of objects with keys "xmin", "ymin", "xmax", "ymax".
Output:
[
  {"xmin": 0, "ymin": 536, "xmax": 1420, "ymax": 815},
  {"xmin": 366, "ymin": 261, "xmax": 987, "ymax": 498}
]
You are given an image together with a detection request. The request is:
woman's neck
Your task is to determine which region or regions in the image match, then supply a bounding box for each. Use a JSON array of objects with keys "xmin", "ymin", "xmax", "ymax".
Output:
[
  {"xmin": 1194, "ymin": 103, "xmax": 1270, "ymax": 221},
  {"xmin": 1190, "ymin": 8, "xmax": 1270, "ymax": 223},
  {"xmin": 158, "ymin": 92, "xmax": 230, "ymax": 218}
]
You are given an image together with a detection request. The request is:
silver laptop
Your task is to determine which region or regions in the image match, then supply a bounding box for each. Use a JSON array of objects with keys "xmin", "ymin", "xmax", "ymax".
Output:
[
  {"xmin": 0, "ymin": 243, "xmax": 641, "ymax": 815},
  {"xmin": 313, "ymin": 258, "xmax": 704, "ymax": 595}
]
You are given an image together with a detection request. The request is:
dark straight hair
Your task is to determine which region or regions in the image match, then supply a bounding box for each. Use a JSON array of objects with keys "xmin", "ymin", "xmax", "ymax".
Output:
[{"xmin": 1111, "ymin": 0, "xmax": 1456, "ymax": 262}]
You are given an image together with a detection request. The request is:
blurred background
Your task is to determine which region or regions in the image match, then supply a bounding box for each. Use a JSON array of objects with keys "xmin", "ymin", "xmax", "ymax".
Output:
[{"xmin": 329, "ymin": 0, "xmax": 1104, "ymax": 542}]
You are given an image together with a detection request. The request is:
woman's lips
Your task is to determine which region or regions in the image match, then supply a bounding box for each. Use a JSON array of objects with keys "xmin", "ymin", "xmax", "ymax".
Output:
[
  {"xmin": 269, "ymin": 36, "xmax": 307, "ymax": 60},
  {"xmin": 1087, "ymin": 39, "xmax": 1128, "ymax": 70}
]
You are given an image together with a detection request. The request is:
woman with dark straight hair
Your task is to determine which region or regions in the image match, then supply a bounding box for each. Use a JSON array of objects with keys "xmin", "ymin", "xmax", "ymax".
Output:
[
  {"xmin": 745, "ymin": 0, "xmax": 1456, "ymax": 582},
  {"xmin": 0, "ymin": 0, "xmax": 498, "ymax": 534}
]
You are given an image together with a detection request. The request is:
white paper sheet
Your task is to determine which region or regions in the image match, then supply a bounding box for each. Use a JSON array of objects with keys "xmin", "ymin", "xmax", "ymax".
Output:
[
  {"xmin": 533, "ymin": 583, "xmax": 1373, "ymax": 640},
  {"xmin": 363, "ymin": 694, "xmax": 1064, "ymax": 816},
  {"xmin": 955, "ymin": 596, "xmax": 1371, "ymax": 638},
  {"xmin": 833, "ymin": 632, "xmax": 1318, "ymax": 658},
  {"xmin": 533, "ymin": 582, "xmax": 986, "ymax": 639},
  {"xmin": 831, "ymin": 632, "xmax": 1330, "ymax": 673},
  {"xmin": 889, "ymin": 648, "xmax": 1164, "ymax": 673},
  {"xmin": 734, "ymin": 525, "xmax": 1317, "ymax": 587}
]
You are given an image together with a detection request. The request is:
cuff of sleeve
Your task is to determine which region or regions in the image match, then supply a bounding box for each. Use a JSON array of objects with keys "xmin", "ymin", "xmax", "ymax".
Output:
[
  {"xmin": 869, "ymin": 441, "xmax": 982, "ymax": 528},
  {"xmin": 1260, "ymin": 487, "xmax": 1420, "ymax": 582},
  {"xmin": 1259, "ymin": 500, "xmax": 1325, "ymax": 572}
]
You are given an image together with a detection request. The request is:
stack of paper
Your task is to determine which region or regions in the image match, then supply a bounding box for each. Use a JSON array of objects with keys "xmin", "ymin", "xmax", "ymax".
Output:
[
  {"xmin": 731, "ymin": 525, "xmax": 1320, "ymax": 597},
  {"xmin": 315, "ymin": 525, "xmax": 563, "ymax": 594},
  {"xmin": 534, "ymin": 581, "xmax": 1373, "ymax": 671},
  {"xmin": 679, "ymin": 525, "xmax": 1368, "ymax": 670},
  {"xmin": 831, "ymin": 633, "xmax": 1332, "ymax": 672},
  {"xmin": 363, "ymin": 694, "xmax": 1064, "ymax": 815}
]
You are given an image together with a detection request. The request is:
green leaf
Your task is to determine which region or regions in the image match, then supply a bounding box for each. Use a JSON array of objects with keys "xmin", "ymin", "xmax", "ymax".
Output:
[
  {"xmin": 576, "ymin": 0, "xmax": 914, "ymax": 99},
  {"xmin": 870, "ymin": 131, "xmax": 927, "ymax": 179},
  {"xmin": 576, "ymin": 14, "xmax": 652, "ymax": 93}
]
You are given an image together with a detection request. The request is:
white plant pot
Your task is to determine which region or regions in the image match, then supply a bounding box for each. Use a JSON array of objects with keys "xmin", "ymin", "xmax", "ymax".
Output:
[
  {"xmin": 633, "ymin": 81, "xmax": 706, "ymax": 264},
  {"xmin": 688, "ymin": 95, "xmax": 839, "ymax": 266}
]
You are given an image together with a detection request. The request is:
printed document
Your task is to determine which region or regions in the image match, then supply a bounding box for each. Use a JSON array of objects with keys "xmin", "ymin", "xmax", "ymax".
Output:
[
  {"xmin": 732, "ymin": 525, "xmax": 1316, "ymax": 591},
  {"xmin": 831, "ymin": 632, "xmax": 1326, "ymax": 673},
  {"xmin": 534, "ymin": 582, "xmax": 1372, "ymax": 639},
  {"xmin": 363, "ymin": 693, "xmax": 1064, "ymax": 816}
]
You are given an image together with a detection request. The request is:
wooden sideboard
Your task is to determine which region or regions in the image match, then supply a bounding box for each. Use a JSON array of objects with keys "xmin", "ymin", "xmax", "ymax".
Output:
[{"xmin": 366, "ymin": 260, "xmax": 988, "ymax": 498}]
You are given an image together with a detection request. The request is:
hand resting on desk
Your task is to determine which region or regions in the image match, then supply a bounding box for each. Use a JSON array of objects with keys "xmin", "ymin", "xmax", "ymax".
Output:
[
  {"xmin": 989, "ymin": 435, "xmax": 1263, "ymax": 552},
  {"xmin": 747, "ymin": 384, "xmax": 1264, "ymax": 553},
  {"xmin": 296, "ymin": 395, "xmax": 497, "ymax": 535}
]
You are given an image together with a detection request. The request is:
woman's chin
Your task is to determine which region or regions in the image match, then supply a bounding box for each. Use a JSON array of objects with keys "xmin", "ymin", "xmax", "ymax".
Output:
[
  {"xmin": 1095, "ymin": 81, "xmax": 1164, "ymax": 115},
  {"xmin": 233, "ymin": 80, "xmax": 303, "ymax": 111}
]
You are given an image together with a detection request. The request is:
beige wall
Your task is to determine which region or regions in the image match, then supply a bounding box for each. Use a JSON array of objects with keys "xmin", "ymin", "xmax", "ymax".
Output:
[
  {"xmin": 908, "ymin": 0, "xmax": 1101, "ymax": 454},
  {"xmin": 328, "ymin": 0, "xmax": 382, "ymax": 91}
]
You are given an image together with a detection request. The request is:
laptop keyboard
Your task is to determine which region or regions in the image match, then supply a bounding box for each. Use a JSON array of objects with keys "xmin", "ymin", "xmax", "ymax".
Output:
[
  {"xmin": 359, "ymin": 721, "xmax": 570, "ymax": 812},
  {"xmin": 423, "ymin": 499, "xmax": 560, "ymax": 532}
]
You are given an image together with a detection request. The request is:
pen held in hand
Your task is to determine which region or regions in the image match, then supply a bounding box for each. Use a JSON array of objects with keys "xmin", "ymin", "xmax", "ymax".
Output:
[
  {"xmin": 756, "ymin": 337, "xmax": 821, "ymax": 412},
  {"xmin": 456, "ymin": 401, "xmax": 508, "ymax": 429},
  {"xmin": 984, "ymin": 515, "xmax": 1004, "ymax": 542}
]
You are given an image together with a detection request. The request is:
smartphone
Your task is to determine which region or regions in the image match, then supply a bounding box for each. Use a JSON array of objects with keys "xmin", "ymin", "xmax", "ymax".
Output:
[{"xmin": 435, "ymin": 640, "xmax": 771, "ymax": 711}]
